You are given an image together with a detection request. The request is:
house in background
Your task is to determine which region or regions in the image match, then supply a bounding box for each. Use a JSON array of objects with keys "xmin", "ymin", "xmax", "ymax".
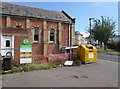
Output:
[
  {"xmin": 0, "ymin": 2, "xmax": 75, "ymax": 64},
  {"xmin": 75, "ymin": 31, "xmax": 87, "ymax": 45},
  {"xmin": 110, "ymin": 35, "xmax": 120, "ymax": 42},
  {"xmin": 86, "ymin": 37, "xmax": 99, "ymax": 46}
]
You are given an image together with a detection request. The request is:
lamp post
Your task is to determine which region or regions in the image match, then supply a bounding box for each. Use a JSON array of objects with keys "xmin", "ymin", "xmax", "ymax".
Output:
[{"xmin": 89, "ymin": 18, "xmax": 94, "ymax": 44}]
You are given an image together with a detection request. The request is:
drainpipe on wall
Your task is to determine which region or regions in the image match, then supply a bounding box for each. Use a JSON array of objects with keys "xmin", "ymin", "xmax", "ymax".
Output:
[
  {"xmin": 69, "ymin": 24, "xmax": 71, "ymax": 60},
  {"xmin": 0, "ymin": 34, "xmax": 1, "ymax": 59},
  {"xmin": 69, "ymin": 24, "xmax": 70, "ymax": 46}
]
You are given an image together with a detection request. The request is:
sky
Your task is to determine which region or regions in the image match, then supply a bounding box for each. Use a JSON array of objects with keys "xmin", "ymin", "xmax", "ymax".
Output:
[{"xmin": 8, "ymin": 2, "xmax": 118, "ymax": 37}]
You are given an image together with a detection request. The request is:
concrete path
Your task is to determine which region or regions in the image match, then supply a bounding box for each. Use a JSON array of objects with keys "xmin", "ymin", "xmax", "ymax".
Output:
[{"xmin": 2, "ymin": 60, "xmax": 118, "ymax": 87}]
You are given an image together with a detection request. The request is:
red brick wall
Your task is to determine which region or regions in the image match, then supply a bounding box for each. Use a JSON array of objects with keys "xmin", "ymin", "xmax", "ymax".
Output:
[
  {"xmin": 0, "ymin": 17, "xmax": 2, "ymax": 27},
  {"xmin": 46, "ymin": 21, "xmax": 58, "ymax": 42},
  {"xmin": 11, "ymin": 17, "xmax": 26, "ymax": 28},
  {"xmin": 2, "ymin": 16, "xmax": 72, "ymax": 64},
  {"xmin": 32, "ymin": 44, "xmax": 43, "ymax": 56},
  {"xmin": 0, "ymin": 16, "xmax": 6, "ymax": 27},
  {"xmin": 48, "ymin": 53, "xmax": 68, "ymax": 62},
  {"xmin": 13, "ymin": 36, "xmax": 29, "ymax": 64},
  {"xmin": 2, "ymin": 29, "xmax": 28, "ymax": 34},
  {"xmin": 61, "ymin": 23, "xmax": 69, "ymax": 46},
  {"xmin": 32, "ymin": 53, "xmax": 68, "ymax": 64},
  {"xmin": 30, "ymin": 19, "xmax": 43, "ymax": 29},
  {"xmin": 30, "ymin": 19, "xmax": 44, "ymax": 55},
  {"xmin": 47, "ymin": 21, "xmax": 58, "ymax": 30},
  {"xmin": 47, "ymin": 44, "xmax": 59, "ymax": 54},
  {"xmin": 46, "ymin": 21, "xmax": 59, "ymax": 54}
]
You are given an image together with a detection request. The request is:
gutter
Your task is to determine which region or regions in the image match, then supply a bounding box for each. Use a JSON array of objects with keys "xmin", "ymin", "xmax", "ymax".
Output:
[{"xmin": 1, "ymin": 14, "xmax": 72, "ymax": 24}]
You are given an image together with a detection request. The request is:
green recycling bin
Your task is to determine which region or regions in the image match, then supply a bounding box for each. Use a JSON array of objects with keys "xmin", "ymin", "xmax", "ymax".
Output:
[{"xmin": 3, "ymin": 56, "xmax": 12, "ymax": 71}]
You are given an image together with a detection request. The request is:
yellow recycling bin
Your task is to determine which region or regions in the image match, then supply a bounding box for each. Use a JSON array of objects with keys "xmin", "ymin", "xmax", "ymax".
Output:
[{"xmin": 76, "ymin": 45, "xmax": 97, "ymax": 64}]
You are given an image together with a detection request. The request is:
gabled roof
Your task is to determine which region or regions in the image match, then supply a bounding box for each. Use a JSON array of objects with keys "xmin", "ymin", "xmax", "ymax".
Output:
[{"xmin": 0, "ymin": 2, "xmax": 75, "ymax": 23}]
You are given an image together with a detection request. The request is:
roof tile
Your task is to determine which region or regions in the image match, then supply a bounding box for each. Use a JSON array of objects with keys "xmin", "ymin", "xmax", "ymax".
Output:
[{"xmin": 0, "ymin": 2, "xmax": 73, "ymax": 23}]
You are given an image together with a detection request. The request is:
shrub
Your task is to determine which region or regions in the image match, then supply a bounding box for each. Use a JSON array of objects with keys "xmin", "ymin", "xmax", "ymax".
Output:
[
  {"xmin": 69, "ymin": 51, "xmax": 82, "ymax": 66},
  {"xmin": 10, "ymin": 66, "xmax": 23, "ymax": 73},
  {"xmin": 109, "ymin": 40, "xmax": 117, "ymax": 45},
  {"xmin": 37, "ymin": 63, "xmax": 51, "ymax": 70},
  {"xmin": 2, "ymin": 62, "xmax": 64, "ymax": 75},
  {"xmin": 116, "ymin": 41, "xmax": 120, "ymax": 52},
  {"xmin": 49, "ymin": 59, "xmax": 64, "ymax": 66},
  {"xmin": 73, "ymin": 60, "xmax": 81, "ymax": 66},
  {"xmin": 107, "ymin": 40, "xmax": 120, "ymax": 52},
  {"xmin": 107, "ymin": 40, "xmax": 117, "ymax": 49}
]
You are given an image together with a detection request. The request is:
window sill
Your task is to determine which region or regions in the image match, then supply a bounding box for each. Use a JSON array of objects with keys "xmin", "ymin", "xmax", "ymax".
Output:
[
  {"xmin": 33, "ymin": 41, "xmax": 39, "ymax": 44},
  {"xmin": 49, "ymin": 43, "xmax": 55, "ymax": 44},
  {"xmin": 49, "ymin": 41, "xmax": 55, "ymax": 44}
]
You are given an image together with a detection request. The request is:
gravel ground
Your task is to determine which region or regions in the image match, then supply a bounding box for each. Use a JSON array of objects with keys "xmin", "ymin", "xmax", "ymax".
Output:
[{"xmin": 1, "ymin": 60, "xmax": 118, "ymax": 87}]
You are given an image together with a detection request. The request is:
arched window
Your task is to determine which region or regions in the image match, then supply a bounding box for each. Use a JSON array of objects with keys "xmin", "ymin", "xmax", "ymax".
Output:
[
  {"xmin": 16, "ymin": 25, "xmax": 21, "ymax": 28},
  {"xmin": 14, "ymin": 23, "xmax": 22, "ymax": 28},
  {"xmin": 34, "ymin": 27, "xmax": 39, "ymax": 42},
  {"xmin": 50, "ymin": 29, "xmax": 55, "ymax": 43}
]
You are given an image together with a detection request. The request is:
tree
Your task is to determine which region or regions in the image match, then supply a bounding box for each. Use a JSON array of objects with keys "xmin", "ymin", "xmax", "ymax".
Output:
[{"xmin": 91, "ymin": 16, "xmax": 116, "ymax": 50}]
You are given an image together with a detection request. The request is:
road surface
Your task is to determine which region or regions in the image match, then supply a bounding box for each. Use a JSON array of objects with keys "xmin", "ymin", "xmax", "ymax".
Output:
[
  {"xmin": 98, "ymin": 53, "xmax": 119, "ymax": 62},
  {"xmin": 1, "ymin": 60, "xmax": 118, "ymax": 87}
]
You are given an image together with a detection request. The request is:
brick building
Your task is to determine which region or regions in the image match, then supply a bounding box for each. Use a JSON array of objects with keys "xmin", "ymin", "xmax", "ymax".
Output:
[{"xmin": 0, "ymin": 2, "xmax": 75, "ymax": 64}]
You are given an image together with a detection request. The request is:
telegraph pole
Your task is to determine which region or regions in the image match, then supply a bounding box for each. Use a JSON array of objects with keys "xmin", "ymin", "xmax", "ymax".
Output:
[{"xmin": 89, "ymin": 18, "xmax": 94, "ymax": 44}]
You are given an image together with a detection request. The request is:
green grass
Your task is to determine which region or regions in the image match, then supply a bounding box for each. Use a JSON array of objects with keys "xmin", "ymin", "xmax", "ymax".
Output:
[
  {"xmin": 97, "ymin": 47, "xmax": 120, "ymax": 55},
  {"xmin": 96, "ymin": 47, "xmax": 104, "ymax": 49},
  {"xmin": 2, "ymin": 60, "xmax": 64, "ymax": 75},
  {"xmin": 97, "ymin": 50, "xmax": 116, "ymax": 53},
  {"xmin": 110, "ymin": 53, "xmax": 120, "ymax": 56},
  {"xmin": 96, "ymin": 47, "xmax": 119, "ymax": 53}
]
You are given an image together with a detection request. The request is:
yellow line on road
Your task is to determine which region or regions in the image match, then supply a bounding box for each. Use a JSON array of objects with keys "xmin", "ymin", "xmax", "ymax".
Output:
[{"xmin": 98, "ymin": 59, "xmax": 120, "ymax": 64}]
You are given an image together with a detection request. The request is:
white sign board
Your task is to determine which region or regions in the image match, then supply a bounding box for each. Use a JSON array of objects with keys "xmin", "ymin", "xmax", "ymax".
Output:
[
  {"xmin": 89, "ymin": 53, "xmax": 94, "ymax": 58},
  {"xmin": 20, "ymin": 45, "xmax": 32, "ymax": 64},
  {"xmin": 64, "ymin": 61, "xmax": 73, "ymax": 66}
]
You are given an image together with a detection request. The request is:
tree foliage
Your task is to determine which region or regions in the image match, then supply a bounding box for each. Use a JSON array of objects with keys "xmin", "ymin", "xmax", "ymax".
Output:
[{"xmin": 91, "ymin": 16, "xmax": 116, "ymax": 50}]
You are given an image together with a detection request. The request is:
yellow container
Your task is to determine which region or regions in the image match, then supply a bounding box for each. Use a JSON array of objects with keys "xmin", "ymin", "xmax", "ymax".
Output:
[{"xmin": 76, "ymin": 45, "xmax": 97, "ymax": 64}]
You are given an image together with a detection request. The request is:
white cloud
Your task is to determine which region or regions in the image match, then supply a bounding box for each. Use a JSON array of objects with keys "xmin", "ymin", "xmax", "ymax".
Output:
[
  {"xmin": 91, "ymin": 2, "xmax": 104, "ymax": 7},
  {"xmin": 80, "ymin": 32, "xmax": 90, "ymax": 37}
]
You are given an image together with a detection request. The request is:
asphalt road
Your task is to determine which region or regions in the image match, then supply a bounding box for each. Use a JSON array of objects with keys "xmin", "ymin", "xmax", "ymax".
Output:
[
  {"xmin": 1, "ymin": 60, "xmax": 118, "ymax": 87},
  {"xmin": 98, "ymin": 53, "xmax": 119, "ymax": 62},
  {"xmin": 0, "ymin": 53, "xmax": 118, "ymax": 87}
]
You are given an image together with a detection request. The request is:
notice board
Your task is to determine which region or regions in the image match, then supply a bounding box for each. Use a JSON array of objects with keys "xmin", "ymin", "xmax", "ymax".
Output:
[{"xmin": 20, "ymin": 45, "xmax": 32, "ymax": 64}]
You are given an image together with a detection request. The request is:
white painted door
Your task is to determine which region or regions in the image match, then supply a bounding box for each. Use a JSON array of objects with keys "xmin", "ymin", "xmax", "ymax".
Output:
[{"xmin": 1, "ymin": 35, "xmax": 14, "ymax": 57}]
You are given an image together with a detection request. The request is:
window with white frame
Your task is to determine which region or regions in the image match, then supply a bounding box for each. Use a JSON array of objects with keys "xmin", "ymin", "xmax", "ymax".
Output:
[
  {"xmin": 34, "ymin": 27, "xmax": 39, "ymax": 42},
  {"xmin": 6, "ymin": 40, "xmax": 10, "ymax": 47},
  {"xmin": 50, "ymin": 29, "xmax": 55, "ymax": 43}
]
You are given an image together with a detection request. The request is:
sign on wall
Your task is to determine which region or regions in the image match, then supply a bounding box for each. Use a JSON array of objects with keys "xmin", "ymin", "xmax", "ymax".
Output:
[
  {"xmin": 89, "ymin": 53, "xmax": 94, "ymax": 58},
  {"xmin": 20, "ymin": 45, "xmax": 32, "ymax": 64},
  {"xmin": 23, "ymin": 39, "xmax": 29, "ymax": 44}
]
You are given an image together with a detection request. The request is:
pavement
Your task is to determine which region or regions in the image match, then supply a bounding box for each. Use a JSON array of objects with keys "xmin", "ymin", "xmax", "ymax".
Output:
[{"xmin": 1, "ymin": 59, "xmax": 118, "ymax": 87}]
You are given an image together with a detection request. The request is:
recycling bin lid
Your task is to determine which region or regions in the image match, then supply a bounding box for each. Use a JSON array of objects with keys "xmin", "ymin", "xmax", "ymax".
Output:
[
  {"xmin": 3, "ymin": 56, "xmax": 12, "ymax": 58},
  {"xmin": 6, "ymin": 52, "xmax": 12, "ymax": 57}
]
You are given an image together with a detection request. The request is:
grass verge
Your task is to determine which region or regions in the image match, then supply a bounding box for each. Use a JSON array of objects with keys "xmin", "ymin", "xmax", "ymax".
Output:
[
  {"xmin": 97, "ymin": 50, "xmax": 116, "ymax": 53},
  {"xmin": 109, "ymin": 52, "xmax": 120, "ymax": 56},
  {"xmin": 2, "ymin": 60, "xmax": 64, "ymax": 75}
]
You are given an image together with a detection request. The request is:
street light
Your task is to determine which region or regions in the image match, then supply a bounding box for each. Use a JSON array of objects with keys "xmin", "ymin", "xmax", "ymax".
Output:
[{"xmin": 89, "ymin": 18, "xmax": 94, "ymax": 44}]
